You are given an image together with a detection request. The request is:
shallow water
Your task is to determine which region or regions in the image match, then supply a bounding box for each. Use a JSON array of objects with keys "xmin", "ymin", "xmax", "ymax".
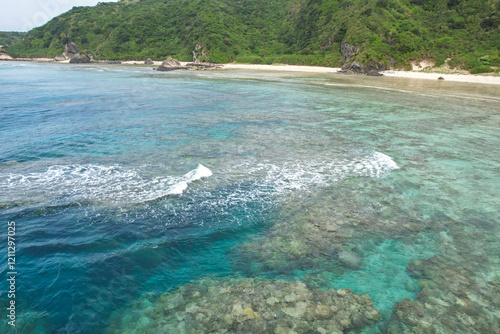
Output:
[{"xmin": 0, "ymin": 62, "xmax": 499, "ymax": 333}]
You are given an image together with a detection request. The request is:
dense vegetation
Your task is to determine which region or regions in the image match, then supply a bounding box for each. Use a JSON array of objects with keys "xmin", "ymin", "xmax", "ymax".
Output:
[
  {"xmin": 5, "ymin": 0, "xmax": 500, "ymax": 71},
  {"xmin": 0, "ymin": 32, "xmax": 26, "ymax": 47}
]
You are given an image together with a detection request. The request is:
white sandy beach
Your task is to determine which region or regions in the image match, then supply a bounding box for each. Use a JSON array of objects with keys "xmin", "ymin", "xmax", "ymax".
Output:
[
  {"xmin": 222, "ymin": 63, "xmax": 500, "ymax": 85},
  {"xmin": 222, "ymin": 63, "xmax": 341, "ymax": 73},
  {"xmin": 381, "ymin": 70, "xmax": 500, "ymax": 85},
  {"xmin": 3, "ymin": 57, "xmax": 500, "ymax": 85}
]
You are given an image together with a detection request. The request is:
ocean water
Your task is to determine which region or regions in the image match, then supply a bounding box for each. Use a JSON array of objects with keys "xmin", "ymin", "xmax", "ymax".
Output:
[{"xmin": 0, "ymin": 62, "xmax": 499, "ymax": 333}]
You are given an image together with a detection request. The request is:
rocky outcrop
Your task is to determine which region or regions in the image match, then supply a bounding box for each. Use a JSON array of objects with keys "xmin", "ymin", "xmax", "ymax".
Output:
[
  {"xmin": 341, "ymin": 59, "xmax": 388, "ymax": 76},
  {"xmin": 69, "ymin": 54, "xmax": 91, "ymax": 64},
  {"xmin": 185, "ymin": 62, "xmax": 221, "ymax": 70},
  {"xmin": 144, "ymin": 58, "xmax": 154, "ymax": 65},
  {"xmin": 192, "ymin": 50, "xmax": 201, "ymax": 64},
  {"xmin": 345, "ymin": 60, "xmax": 388, "ymax": 74},
  {"xmin": 339, "ymin": 40, "xmax": 388, "ymax": 75},
  {"xmin": 65, "ymin": 42, "xmax": 79, "ymax": 54},
  {"xmin": 0, "ymin": 46, "xmax": 13, "ymax": 60},
  {"xmin": 156, "ymin": 57, "xmax": 183, "ymax": 71},
  {"xmin": 156, "ymin": 56, "xmax": 222, "ymax": 71},
  {"xmin": 341, "ymin": 41, "xmax": 359, "ymax": 67},
  {"xmin": 55, "ymin": 42, "xmax": 80, "ymax": 61},
  {"xmin": 192, "ymin": 43, "xmax": 209, "ymax": 63}
]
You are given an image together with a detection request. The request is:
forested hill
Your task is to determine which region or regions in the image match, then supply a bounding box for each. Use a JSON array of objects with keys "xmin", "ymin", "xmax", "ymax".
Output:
[
  {"xmin": 0, "ymin": 32, "xmax": 25, "ymax": 47},
  {"xmin": 6, "ymin": 0, "xmax": 500, "ymax": 72}
]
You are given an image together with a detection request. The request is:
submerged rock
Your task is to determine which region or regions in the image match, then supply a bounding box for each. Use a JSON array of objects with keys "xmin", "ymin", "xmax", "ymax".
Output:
[
  {"xmin": 106, "ymin": 277, "xmax": 380, "ymax": 333},
  {"xmin": 389, "ymin": 246, "xmax": 500, "ymax": 333},
  {"xmin": 338, "ymin": 250, "xmax": 363, "ymax": 270}
]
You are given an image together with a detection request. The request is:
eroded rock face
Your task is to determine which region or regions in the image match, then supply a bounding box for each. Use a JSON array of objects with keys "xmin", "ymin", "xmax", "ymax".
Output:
[
  {"xmin": 144, "ymin": 58, "xmax": 154, "ymax": 65},
  {"xmin": 106, "ymin": 277, "xmax": 380, "ymax": 334}
]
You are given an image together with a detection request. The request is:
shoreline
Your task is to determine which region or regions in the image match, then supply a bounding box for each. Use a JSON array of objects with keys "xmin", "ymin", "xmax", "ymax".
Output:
[{"xmin": 2, "ymin": 57, "xmax": 499, "ymax": 85}]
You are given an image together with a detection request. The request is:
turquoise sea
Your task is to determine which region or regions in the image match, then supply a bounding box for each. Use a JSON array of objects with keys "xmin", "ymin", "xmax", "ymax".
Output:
[{"xmin": 0, "ymin": 62, "xmax": 499, "ymax": 333}]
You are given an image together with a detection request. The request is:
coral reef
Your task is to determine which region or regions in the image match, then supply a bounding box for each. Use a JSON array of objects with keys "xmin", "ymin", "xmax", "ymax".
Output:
[
  {"xmin": 235, "ymin": 181, "xmax": 425, "ymax": 276},
  {"xmin": 384, "ymin": 226, "xmax": 500, "ymax": 333},
  {"xmin": 106, "ymin": 277, "xmax": 380, "ymax": 334}
]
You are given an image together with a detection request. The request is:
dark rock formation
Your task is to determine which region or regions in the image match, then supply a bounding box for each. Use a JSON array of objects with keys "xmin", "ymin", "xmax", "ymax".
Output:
[
  {"xmin": 144, "ymin": 58, "xmax": 154, "ymax": 65},
  {"xmin": 157, "ymin": 57, "xmax": 183, "ymax": 71},
  {"xmin": 65, "ymin": 42, "xmax": 79, "ymax": 54},
  {"xmin": 438, "ymin": 77, "xmax": 444, "ymax": 80},
  {"xmin": 69, "ymin": 54, "xmax": 91, "ymax": 63},
  {"xmin": 341, "ymin": 60, "xmax": 388, "ymax": 76},
  {"xmin": 367, "ymin": 70, "xmax": 384, "ymax": 76},
  {"xmin": 341, "ymin": 41, "xmax": 359, "ymax": 67},
  {"xmin": 55, "ymin": 42, "xmax": 80, "ymax": 61},
  {"xmin": 339, "ymin": 40, "xmax": 388, "ymax": 75},
  {"xmin": 192, "ymin": 44, "xmax": 208, "ymax": 63},
  {"xmin": 185, "ymin": 62, "xmax": 221, "ymax": 70}
]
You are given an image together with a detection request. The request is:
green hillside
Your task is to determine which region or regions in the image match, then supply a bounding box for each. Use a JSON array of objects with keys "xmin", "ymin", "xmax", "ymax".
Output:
[
  {"xmin": 0, "ymin": 32, "xmax": 26, "ymax": 47},
  {"xmin": 6, "ymin": 0, "xmax": 500, "ymax": 72}
]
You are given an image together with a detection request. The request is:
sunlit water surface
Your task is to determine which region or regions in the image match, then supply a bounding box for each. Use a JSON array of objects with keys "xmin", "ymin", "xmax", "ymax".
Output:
[{"xmin": 0, "ymin": 62, "xmax": 499, "ymax": 333}]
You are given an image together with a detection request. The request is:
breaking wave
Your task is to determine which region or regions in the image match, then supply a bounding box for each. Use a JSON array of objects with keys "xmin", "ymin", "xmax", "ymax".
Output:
[
  {"xmin": 0, "ymin": 163, "xmax": 212, "ymax": 206},
  {"xmin": 0, "ymin": 151, "xmax": 397, "ymax": 210}
]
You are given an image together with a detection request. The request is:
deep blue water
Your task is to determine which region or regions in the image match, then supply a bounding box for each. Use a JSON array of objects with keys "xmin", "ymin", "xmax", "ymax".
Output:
[{"xmin": 1, "ymin": 62, "xmax": 499, "ymax": 333}]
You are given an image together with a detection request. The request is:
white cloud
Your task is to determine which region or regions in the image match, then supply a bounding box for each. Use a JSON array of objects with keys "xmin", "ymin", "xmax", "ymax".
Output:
[{"xmin": 0, "ymin": 0, "xmax": 120, "ymax": 32}]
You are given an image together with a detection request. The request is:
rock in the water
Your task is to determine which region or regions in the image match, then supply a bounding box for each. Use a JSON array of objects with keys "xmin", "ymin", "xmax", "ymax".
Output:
[
  {"xmin": 69, "ymin": 54, "xmax": 91, "ymax": 64},
  {"xmin": 338, "ymin": 250, "xmax": 363, "ymax": 270},
  {"xmin": 144, "ymin": 58, "xmax": 154, "ymax": 65},
  {"xmin": 157, "ymin": 57, "xmax": 183, "ymax": 71}
]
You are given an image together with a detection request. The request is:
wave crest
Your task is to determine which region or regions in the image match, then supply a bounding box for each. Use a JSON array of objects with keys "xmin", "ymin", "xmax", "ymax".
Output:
[{"xmin": 0, "ymin": 163, "xmax": 212, "ymax": 206}]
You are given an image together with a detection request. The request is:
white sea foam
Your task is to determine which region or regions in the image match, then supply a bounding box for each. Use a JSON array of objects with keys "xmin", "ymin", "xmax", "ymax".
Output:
[
  {"xmin": 0, "ymin": 163, "xmax": 212, "ymax": 206},
  {"xmin": 234, "ymin": 150, "xmax": 399, "ymax": 193},
  {"xmin": 0, "ymin": 151, "xmax": 397, "ymax": 211},
  {"xmin": 190, "ymin": 151, "xmax": 399, "ymax": 214},
  {"xmin": 172, "ymin": 151, "xmax": 401, "ymax": 227}
]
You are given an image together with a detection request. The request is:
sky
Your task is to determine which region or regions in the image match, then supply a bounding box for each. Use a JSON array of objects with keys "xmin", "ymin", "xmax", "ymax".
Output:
[{"xmin": 0, "ymin": 0, "xmax": 120, "ymax": 32}]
